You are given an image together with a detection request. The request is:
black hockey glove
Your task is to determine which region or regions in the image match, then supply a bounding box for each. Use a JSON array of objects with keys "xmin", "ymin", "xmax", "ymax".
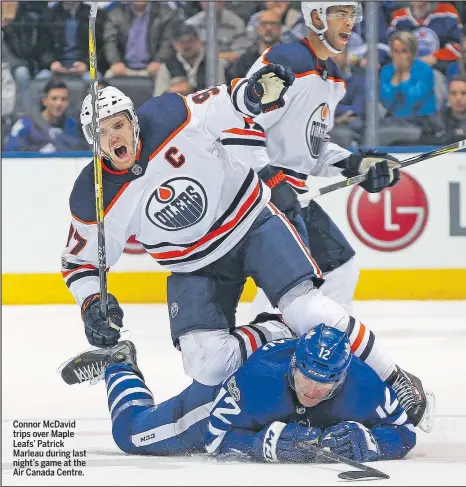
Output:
[
  {"xmin": 244, "ymin": 64, "xmax": 295, "ymax": 115},
  {"xmin": 258, "ymin": 165, "xmax": 301, "ymax": 221},
  {"xmin": 336, "ymin": 149, "xmax": 401, "ymax": 193},
  {"xmin": 81, "ymin": 293, "xmax": 123, "ymax": 348}
]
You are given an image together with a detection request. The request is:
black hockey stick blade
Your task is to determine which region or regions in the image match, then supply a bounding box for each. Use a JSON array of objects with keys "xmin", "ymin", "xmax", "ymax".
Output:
[
  {"xmin": 297, "ymin": 442, "xmax": 389, "ymax": 481},
  {"xmin": 338, "ymin": 469, "xmax": 390, "ymax": 481}
]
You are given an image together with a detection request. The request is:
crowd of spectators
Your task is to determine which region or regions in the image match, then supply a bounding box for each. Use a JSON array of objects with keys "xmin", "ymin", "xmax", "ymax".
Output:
[{"xmin": 2, "ymin": 1, "xmax": 466, "ymax": 152}]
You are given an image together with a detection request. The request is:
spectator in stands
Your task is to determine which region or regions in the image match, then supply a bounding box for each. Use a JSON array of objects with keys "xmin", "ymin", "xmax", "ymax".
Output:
[
  {"xmin": 35, "ymin": 2, "xmax": 100, "ymax": 83},
  {"xmin": 173, "ymin": 1, "xmax": 202, "ymax": 20},
  {"xmin": 381, "ymin": 31, "xmax": 436, "ymax": 118},
  {"xmin": 443, "ymin": 74, "xmax": 466, "ymax": 138},
  {"xmin": 154, "ymin": 23, "xmax": 227, "ymax": 96},
  {"xmin": 379, "ymin": 31, "xmax": 437, "ymax": 146},
  {"xmin": 103, "ymin": 1, "xmax": 182, "ymax": 79},
  {"xmin": 166, "ymin": 76, "xmax": 194, "ymax": 96},
  {"xmin": 5, "ymin": 79, "xmax": 87, "ymax": 153},
  {"xmin": 447, "ymin": 33, "xmax": 466, "ymax": 80},
  {"xmin": 226, "ymin": 8, "xmax": 282, "ymax": 83},
  {"xmin": 1, "ymin": 1, "xmax": 40, "ymax": 114},
  {"xmin": 186, "ymin": 1, "xmax": 248, "ymax": 65},
  {"xmin": 225, "ymin": 1, "xmax": 261, "ymax": 23},
  {"xmin": 246, "ymin": 1, "xmax": 305, "ymax": 45},
  {"xmin": 387, "ymin": 1, "xmax": 462, "ymax": 74},
  {"xmin": 329, "ymin": 42, "xmax": 366, "ymax": 147},
  {"xmin": 420, "ymin": 74, "xmax": 466, "ymax": 145}
]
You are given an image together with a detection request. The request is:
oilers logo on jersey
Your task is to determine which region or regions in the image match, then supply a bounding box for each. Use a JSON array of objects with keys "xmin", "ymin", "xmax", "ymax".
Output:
[
  {"xmin": 145, "ymin": 177, "xmax": 208, "ymax": 231},
  {"xmin": 415, "ymin": 27, "xmax": 440, "ymax": 57},
  {"xmin": 305, "ymin": 102, "xmax": 330, "ymax": 159}
]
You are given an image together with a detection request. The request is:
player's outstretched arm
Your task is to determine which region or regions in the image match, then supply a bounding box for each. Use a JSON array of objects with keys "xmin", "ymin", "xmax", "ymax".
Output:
[
  {"xmin": 207, "ymin": 415, "xmax": 323, "ymax": 463},
  {"xmin": 320, "ymin": 385, "xmax": 416, "ymax": 462},
  {"xmin": 321, "ymin": 418, "xmax": 415, "ymax": 463},
  {"xmin": 205, "ymin": 373, "xmax": 323, "ymax": 463}
]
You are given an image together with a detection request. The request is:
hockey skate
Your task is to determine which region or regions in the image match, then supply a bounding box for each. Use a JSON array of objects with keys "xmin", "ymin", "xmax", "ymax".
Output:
[
  {"xmin": 59, "ymin": 340, "xmax": 142, "ymax": 386},
  {"xmin": 387, "ymin": 366, "xmax": 435, "ymax": 433}
]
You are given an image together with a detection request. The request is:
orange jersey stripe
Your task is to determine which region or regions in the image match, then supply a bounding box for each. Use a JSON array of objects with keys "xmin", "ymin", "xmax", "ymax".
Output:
[
  {"xmin": 435, "ymin": 46, "xmax": 460, "ymax": 61},
  {"xmin": 351, "ymin": 323, "xmax": 366, "ymax": 353},
  {"xmin": 285, "ymin": 175, "xmax": 306, "ymax": 187},
  {"xmin": 152, "ymin": 182, "xmax": 261, "ymax": 260},
  {"xmin": 268, "ymin": 202, "xmax": 322, "ymax": 278},
  {"xmin": 223, "ymin": 128, "xmax": 266, "ymax": 138},
  {"xmin": 242, "ymin": 328, "xmax": 258, "ymax": 352}
]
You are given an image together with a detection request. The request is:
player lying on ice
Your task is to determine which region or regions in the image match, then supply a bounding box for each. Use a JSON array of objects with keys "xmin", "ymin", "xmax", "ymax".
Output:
[
  {"xmin": 62, "ymin": 61, "xmax": 433, "ymax": 436},
  {"xmin": 61, "ymin": 318, "xmax": 416, "ymax": 463}
]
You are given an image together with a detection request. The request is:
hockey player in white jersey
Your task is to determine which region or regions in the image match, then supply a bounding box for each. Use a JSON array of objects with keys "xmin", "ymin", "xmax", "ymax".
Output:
[
  {"xmin": 245, "ymin": 2, "xmax": 398, "ymax": 314},
  {"xmin": 238, "ymin": 2, "xmax": 432, "ymax": 429},
  {"xmin": 62, "ymin": 63, "xmax": 432, "ymax": 433}
]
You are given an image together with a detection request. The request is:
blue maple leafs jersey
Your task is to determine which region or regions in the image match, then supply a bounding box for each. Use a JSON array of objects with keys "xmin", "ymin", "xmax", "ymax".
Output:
[{"xmin": 205, "ymin": 339, "xmax": 416, "ymax": 461}]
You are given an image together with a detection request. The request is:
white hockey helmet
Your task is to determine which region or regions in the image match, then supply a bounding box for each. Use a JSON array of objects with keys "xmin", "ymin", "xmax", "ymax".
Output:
[
  {"xmin": 301, "ymin": 2, "xmax": 362, "ymax": 54},
  {"xmin": 80, "ymin": 86, "xmax": 140, "ymax": 153}
]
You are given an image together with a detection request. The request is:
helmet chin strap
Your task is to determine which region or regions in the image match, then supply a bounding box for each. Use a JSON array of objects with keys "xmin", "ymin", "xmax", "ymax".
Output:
[{"xmin": 318, "ymin": 32, "xmax": 344, "ymax": 55}]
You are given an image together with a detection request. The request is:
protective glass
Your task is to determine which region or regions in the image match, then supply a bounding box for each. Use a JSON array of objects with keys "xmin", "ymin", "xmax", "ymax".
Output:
[{"xmin": 326, "ymin": 5, "xmax": 363, "ymax": 23}]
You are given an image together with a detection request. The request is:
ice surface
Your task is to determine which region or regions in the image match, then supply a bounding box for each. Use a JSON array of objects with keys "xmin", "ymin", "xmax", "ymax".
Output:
[{"xmin": 2, "ymin": 301, "xmax": 466, "ymax": 486}]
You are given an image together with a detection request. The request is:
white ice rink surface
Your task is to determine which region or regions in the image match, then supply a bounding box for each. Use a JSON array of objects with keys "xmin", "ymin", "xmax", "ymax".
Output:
[{"xmin": 2, "ymin": 301, "xmax": 466, "ymax": 486}]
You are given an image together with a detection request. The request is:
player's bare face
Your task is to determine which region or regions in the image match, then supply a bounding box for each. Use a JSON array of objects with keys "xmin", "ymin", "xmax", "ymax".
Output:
[
  {"xmin": 293, "ymin": 369, "xmax": 335, "ymax": 407},
  {"xmin": 99, "ymin": 113, "xmax": 135, "ymax": 170},
  {"xmin": 325, "ymin": 6, "xmax": 356, "ymax": 53}
]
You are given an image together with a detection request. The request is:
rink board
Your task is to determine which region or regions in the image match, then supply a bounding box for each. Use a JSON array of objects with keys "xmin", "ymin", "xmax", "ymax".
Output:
[{"xmin": 2, "ymin": 151, "xmax": 465, "ymax": 304}]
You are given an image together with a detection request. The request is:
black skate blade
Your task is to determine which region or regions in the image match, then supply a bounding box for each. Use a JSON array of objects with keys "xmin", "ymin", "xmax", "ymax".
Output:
[
  {"xmin": 60, "ymin": 363, "xmax": 82, "ymax": 385},
  {"xmin": 57, "ymin": 346, "xmax": 104, "ymax": 385},
  {"xmin": 338, "ymin": 469, "xmax": 390, "ymax": 481}
]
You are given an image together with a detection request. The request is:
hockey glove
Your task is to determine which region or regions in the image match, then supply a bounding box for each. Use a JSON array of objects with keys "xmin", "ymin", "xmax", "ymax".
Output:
[
  {"xmin": 258, "ymin": 165, "xmax": 301, "ymax": 221},
  {"xmin": 81, "ymin": 293, "xmax": 123, "ymax": 348},
  {"xmin": 254, "ymin": 421, "xmax": 322, "ymax": 463},
  {"xmin": 245, "ymin": 64, "xmax": 295, "ymax": 115},
  {"xmin": 337, "ymin": 149, "xmax": 401, "ymax": 193},
  {"xmin": 320, "ymin": 421, "xmax": 381, "ymax": 463}
]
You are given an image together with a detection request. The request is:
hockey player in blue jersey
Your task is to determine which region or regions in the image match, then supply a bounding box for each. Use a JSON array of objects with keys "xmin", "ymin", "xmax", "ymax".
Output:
[{"xmin": 60, "ymin": 316, "xmax": 415, "ymax": 463}]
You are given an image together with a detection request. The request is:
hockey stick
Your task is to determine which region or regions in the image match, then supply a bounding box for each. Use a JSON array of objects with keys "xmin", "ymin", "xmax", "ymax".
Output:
[
  {"xmin": 297, "ymin": 442, "xmax": 389, "ymax": 481},
  {"xmin": 299, "ymin": 139, "xmax": 466, "ymax": 206},
  {"xmin": 88, "ymin": 4, "xmax": 108, "ymax": 321}
]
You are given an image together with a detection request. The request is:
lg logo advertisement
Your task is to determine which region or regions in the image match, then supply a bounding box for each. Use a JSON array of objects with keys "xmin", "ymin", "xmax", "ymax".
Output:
[{"xmin": 347, "ymin": 172, "xmax": 429, "ymax": 252}]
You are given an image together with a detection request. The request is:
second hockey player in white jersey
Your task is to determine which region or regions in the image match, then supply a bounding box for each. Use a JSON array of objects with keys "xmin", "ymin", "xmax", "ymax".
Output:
[
  {"xmin": 244, "ymin": 2, "xmax": 401, "ymax": 314},
  {"xmin": 61, "ymin": 63, "xmax": 433, "ymax": 433}
]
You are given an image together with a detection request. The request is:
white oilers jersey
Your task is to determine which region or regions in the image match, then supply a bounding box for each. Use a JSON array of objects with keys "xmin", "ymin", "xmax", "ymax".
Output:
[
  {"xmin": 246, "ymin": 38, "xmax": 352, "ymax": 193},
  {"xmin": 61, "ymin": 85, "xmax": 271, "ymax": 306}
]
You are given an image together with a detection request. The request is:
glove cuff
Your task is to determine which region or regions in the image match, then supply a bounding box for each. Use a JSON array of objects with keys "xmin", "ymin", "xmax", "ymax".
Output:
[
  {"xmin": 265, "ymin": 170, "xmax": 286, "ymax": 189},
  {"xmin": 81, "ymin": 293, "xmax": 101, "ymax": 319},
  {"xmin": 243, "ymin": 81, "xmax": 263, "ymax": 115},
  {"xmin": 262, "ymin": 421, "xmax": 287, "ymax": 463}
]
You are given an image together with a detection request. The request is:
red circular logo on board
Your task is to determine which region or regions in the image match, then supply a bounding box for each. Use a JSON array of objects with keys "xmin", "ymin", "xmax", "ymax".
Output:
[
  {"xmin": 347, "ymin": 172, "xmax": 428, "ymax": 252},
  {"xmin": 123, "ymin": 235, "xmax": 145, "ymax": 254}
]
